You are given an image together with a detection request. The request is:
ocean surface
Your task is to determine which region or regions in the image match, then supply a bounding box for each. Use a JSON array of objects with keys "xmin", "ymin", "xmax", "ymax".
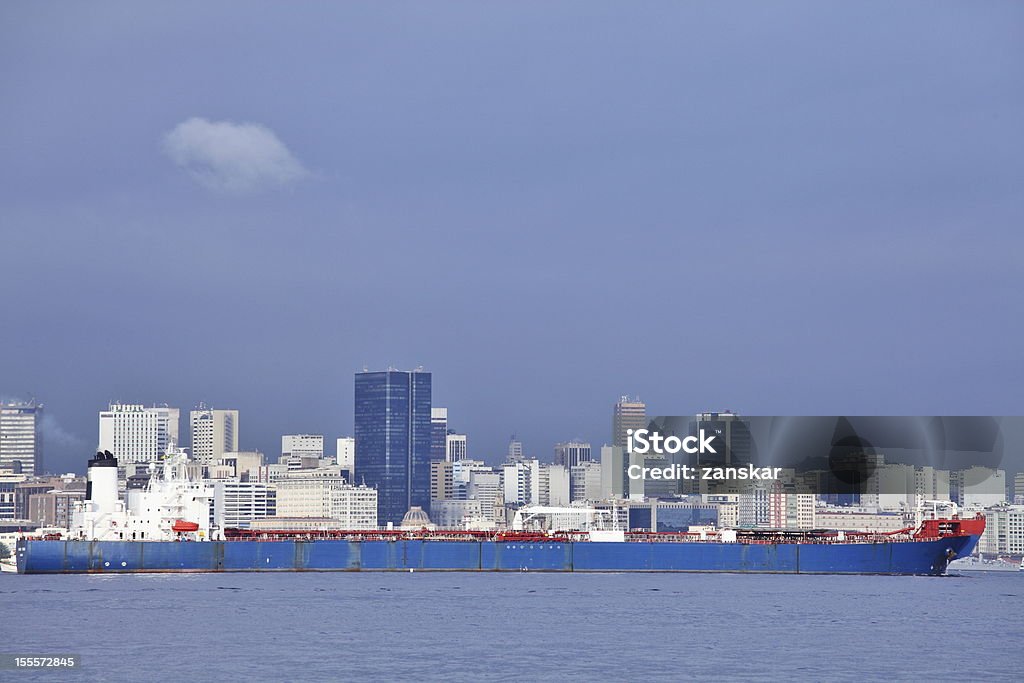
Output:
[{"xmin": 1, "ymin": 570, "xmax": 1020, "ymax": 682}]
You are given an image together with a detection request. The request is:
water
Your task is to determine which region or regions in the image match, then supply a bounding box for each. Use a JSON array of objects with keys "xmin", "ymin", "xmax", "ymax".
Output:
[{"xmin": 1, "ymin": 571, "xmax": 1020, "ymax": 682}]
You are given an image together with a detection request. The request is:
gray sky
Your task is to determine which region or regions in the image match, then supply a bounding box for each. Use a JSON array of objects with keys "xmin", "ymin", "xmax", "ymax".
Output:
[{"xmin": 2, "ymin": 2, "xmax": 1022, "ymax": 474}]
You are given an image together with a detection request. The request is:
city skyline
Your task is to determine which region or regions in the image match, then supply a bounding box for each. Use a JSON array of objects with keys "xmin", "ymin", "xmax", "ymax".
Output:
[{"xmin": 2, "ymin": 4, "xmax": 1022, "ymax": 478}]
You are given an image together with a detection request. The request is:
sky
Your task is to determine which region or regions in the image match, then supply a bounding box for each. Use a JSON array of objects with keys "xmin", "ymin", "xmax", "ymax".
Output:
[{"xmin": 1, "ymin": 2, "xmax": 1022, "ymax": 475}]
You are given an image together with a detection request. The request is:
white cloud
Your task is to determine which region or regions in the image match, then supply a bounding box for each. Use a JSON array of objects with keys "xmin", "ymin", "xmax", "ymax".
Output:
[{"xmin": 163, "ymin": 117, "xmax": 308, "ymax": 194}]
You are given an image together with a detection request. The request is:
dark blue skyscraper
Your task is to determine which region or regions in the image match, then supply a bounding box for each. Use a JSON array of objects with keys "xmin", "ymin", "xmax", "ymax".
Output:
[{"xmin": 354, "ymin": 369, "xmax": 432, "ymax": 526}]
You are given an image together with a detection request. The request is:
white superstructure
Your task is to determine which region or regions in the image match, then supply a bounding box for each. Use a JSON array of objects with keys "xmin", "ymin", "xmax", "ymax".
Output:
[{"xmin": 70, "ymin": 449, "xmax": 212, "ymax": 541}]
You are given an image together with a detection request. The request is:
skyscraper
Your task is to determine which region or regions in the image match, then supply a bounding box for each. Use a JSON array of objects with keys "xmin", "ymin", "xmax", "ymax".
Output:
[
  {"xmin": 430, "ymin": 408, "xmax": 448, "ymax": 461},
  {"xmin": 612, "ymin": 396, "xmax": 646, "ymax": 450},
  {"xmin": 189, "ymin": 406, "xmax": 239, "ymax": 464},
  {"xmin": 445, "ymin": 432, "xmax": 467, "ymax": 462},
  {"xmin": 507, "ymin": 435, "xmax": 524, "ymax": 462},
  {"xmin": 689, "ymin": 412, "xmax": 752, "ymax": 467},
  {"xmin": 354, "ymin": 369, "xmax": 432, "ymax": 526},
  {"xmin": 0, "ymin": 401, "xmax": 43, "ymax": 475},
  {"xmin": 98, "ymin": 403, "xmax": 180, "ymax": 465},
  {"xmin": 554, "ymin": 441, "xmax": 592, "ymax": 468}
]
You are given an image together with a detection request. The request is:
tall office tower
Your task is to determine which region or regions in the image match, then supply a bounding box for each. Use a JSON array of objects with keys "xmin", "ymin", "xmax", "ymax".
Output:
[
  {"xmin": 600, "ymin": 445, "xmax": 626, "ymax": 499},
  {"xmin": 570, "ymin": 461, "xmax": 603, "ymax": 503},
  {"xmin": 554, "ymin": 441, "xmax": 592, "ymax": 468},
  {"xmin": 445, "ymin": 433, "xmax": 467, "ymax": 462},
  {"xmin": 508, "ymin": 436, "xmax": 524, "ymax": 462},
  {"xmin": 0, "ymin": 401, "xmax": 44, "ymax": 475},
  {"xmin": 189, "ymin": 406, "xmax": 239, "ymax": 464},
  {"xmin": 430, "ymin": 408, "xmax": 448, "ymax": 461},
  {"xmin": 502, "ymin": 462, "xmax": 532, "ymax": 506},
  {"xmin": 689, "ymin": 412, "xmax": 752, "ymax": 467},
  {"xmin": 1015, "ymin": 472, "xmax": 1024, "ymax": 505},
  {"xmin": 98, "ymin": 403, "xmax": 180, "ymax": 465},
  {"xmin": 612, "ymin": 396, "xmax": 646, "ymax": 450},
  {"xmin": 336, "ymin": 437, "xmax": 355, "ymax": 477},
  {"xmin": 354, "ymin": 369, "xmax": 432, "ymax": 526},
  {"xmin": 430, "ymin": 460, "xmax": 454, "ymax": 502}
]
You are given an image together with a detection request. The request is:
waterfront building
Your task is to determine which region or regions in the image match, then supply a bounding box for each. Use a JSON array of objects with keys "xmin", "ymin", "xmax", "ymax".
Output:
[
  {"xmin": 768, "ymin": 491, "xmax": 816, "ymax": 530},
  {"xmin": 98, "ymin": 403, "xmax": 180, "ymax": 465},
  {"xmin": 28, "ymin": 489, "xmax": 85, "ymax": 529},
  {"xmin": 431, "ymin": 499, "xmax": 484, "ymax": 529},
  {"xmin": 612, "ymin": 396, "xmax": 646, "ymax": 450},
  {"xmin": 212, "ymin": 481, "xmax": 275, "ymax": 529},
  {"xmin": 952, "ymin": 467, "xmax": 1007, "ymax": 509},
  {"xmin": 354, "ymin": 369, "xmax": 432, "ymax": 525},
  {"xmin": 554, "ymin": 441, "xmax": 592, "ymax": 468},
  {"xmin": 978, "ymin": 504, "xmax": 1024, "ymax": 557},
  {"xmin": 813, "ymin": 507, "xmax": 910, "ymax": 533},
  {"xmin": 189, "ymin": 406, "xmax": 238, "ymax": 464},
  {"xmin": 0, "ymin": 401, "xmax": 44, "ymax": 475}
]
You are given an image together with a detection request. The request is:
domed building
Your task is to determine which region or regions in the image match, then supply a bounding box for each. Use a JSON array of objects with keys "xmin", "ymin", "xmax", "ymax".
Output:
[{"xmin": 400, "ymin": 506, "xmax": 436, "ymax": 530}]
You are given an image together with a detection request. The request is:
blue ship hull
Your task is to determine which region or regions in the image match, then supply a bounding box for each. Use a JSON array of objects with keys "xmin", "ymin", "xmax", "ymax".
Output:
[{"xmin": 16, "ymin": 534, "xmax": 980, "ymax": 575}]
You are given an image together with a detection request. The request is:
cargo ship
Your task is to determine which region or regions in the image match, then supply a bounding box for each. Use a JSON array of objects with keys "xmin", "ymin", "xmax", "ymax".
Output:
[{"xmin": 15, "ymin": 451, "xmax": 985, "ymax": 575}]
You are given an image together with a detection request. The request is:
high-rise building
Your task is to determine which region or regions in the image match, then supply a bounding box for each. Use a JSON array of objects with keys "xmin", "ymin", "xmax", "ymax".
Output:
[
  {"xmin": 98, "ymin": 403, "xmax": 180, "ymax": 465},
  {"xmin": 189, "ymin": 406, "xmax": 239, "ymax": 464},
  {"xmin": 600, "ymin": 445, "xmax": 627, "ymax": 499},
  {"xmin": 952, "ymin": 467, "xmax": 1007, "ymax": 509},
  {"xmin": 430, "ymin": 460, "xmax": 454, "ymax": 502},
  {"xmin": 689, "ymin": 412, "xmax": 752, "ymax": 467},
  {"xmin": 336, "ymin": 437, "xmax": 355, "ymax": 478},
  {"xmin": 554, "ymin": 441, "xmax": 592, "ymax": 468},
  {"xmin": 570, "ymin": 461, "xmax": 602, "ymax": 503},
  {"xmin": 508, "ymin": 436, "xmax": 524, "ymax": 462},
  {"xmin": 431, "ymin": 408, "xmax": 448, "ymax": 461},
  {"xmin": 0, "ymin": 401, "xmax": 43, "ymax": 475},
  {"xmin": 212, "ymin": 481, "xmax": 275, "ymax": 529},
  {"xmin": 1014, "ymin": 472, "xmax": 1024, "ymax": 505},
  {"xmin": 502, "ymin": 462, "xmax": 532, "ymax": 506},
  {"xmin": 354, "ymin": 369, "xmax": 432, "ymax": 526},
  {"xmin": 612, "ymin": 396, "xmax": 646, "ymax": 450},
  {"xmin": 446, "ymin": 433, "xmax": 467, "ymax": 462}
]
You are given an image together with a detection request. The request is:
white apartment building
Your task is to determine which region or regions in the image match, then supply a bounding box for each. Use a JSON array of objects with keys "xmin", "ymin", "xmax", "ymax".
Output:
[
  {"xmin": 0, "ymin": 401, "xmax": 43, "ymax": 475},
  {"xmin": 978, "ymin": 504, "xmax": 1024, "ymax": 557},
  {"xmin": 336, "ymin": 437, "xmax": 355, "ymax": 476},
  {"xmin": 98, "ymin": 403, "xmax": 180, "ymax": 465},
  {"xmin": 328, "ymin": 485, "xmax": 378, "ymax": 529},
  {"xmin": 213, "ymin": 481, "xmax": 274, "ymax": 529},
  {"xmin": 503, "ymin": 462, "xmax": 532, "ymax": 506},
  {"xmin": 190, "ymin": 407, "xmax": 238, "ymax": 464},
  {"xmin": 273, "ymin": 467, "xmax": 377, "ymax": 529},
  {"xmin": 954, "ymin": 467, "xmax": 1007, "ymax": 509},
  {"xmin": 768, "ymin": 492, "xmax": 816, "ymax": 530},
  {"xmin": 570, "ymin": 461, "xmax": 602, "ymax": 503}
]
